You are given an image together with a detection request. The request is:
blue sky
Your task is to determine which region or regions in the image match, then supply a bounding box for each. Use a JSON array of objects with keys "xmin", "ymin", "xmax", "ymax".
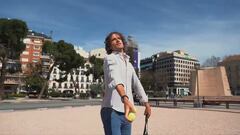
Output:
[{"xmin": 1, "ymin": 0, "xmax": 240, "ymax": 63}]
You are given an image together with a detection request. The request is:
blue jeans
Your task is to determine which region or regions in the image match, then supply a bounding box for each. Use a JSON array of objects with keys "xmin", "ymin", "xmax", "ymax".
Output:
[{"xmin": 101, "ymin": 107, "xmax": 131, "ymax": 135}]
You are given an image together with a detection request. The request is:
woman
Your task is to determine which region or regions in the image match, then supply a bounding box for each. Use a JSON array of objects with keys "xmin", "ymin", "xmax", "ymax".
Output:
[{"xmin": 101, "ymin": 32, "xmax": 151, "ymax": 135}]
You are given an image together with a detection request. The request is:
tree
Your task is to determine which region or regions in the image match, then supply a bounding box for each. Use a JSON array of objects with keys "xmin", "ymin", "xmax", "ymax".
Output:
[
  {"xmin": 0, "ymin": 18, "xmax": 28, "ymax": 99},
  {"xmin": 154, "ymin": 71, "xmax": 169, "ymax": 97},
  {"xmin": 140, "ymin": 70, "xmax": 154, "ymax": 91},
  {"xmin": 25, "ymin": 74, "xmax": 46, "ymax": 96},
  {"xmin": 202, "ymin": 56, "xmax": 221, "ymax": 67},
  {"xmin": 90, "ymin": 83, "xmax": 103, "ymax": 98},
  {"xmin": 85, "ymin": 56, "xmax": 104, "ymax": 98},
  {"xmin": 24, "ymin": 62, "xmax": 47, "ymax": 97},
  {"xmin": 88, "ymin": 56, "xmax": 104, "ymax": 82},
  {"xmin": 38, "ymin": 40, "xmax": 85, "ymax": 98}
]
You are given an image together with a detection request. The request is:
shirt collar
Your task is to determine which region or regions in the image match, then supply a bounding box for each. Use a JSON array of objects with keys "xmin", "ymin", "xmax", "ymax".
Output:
[{"xmin": 112, "ymin": 51, "xmax": 130, "ymax": 61}]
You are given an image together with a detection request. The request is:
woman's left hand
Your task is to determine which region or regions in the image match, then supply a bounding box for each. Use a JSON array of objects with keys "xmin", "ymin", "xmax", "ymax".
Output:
[{"xmin": 144, "ymin": 102, "xmax": 151, "ymax": 118}]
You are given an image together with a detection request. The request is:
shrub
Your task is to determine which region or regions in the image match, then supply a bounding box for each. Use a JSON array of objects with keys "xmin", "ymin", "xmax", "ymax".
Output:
[{"xmin": 48, "ymin": 91, "xmax": 62, "ymax": 97}]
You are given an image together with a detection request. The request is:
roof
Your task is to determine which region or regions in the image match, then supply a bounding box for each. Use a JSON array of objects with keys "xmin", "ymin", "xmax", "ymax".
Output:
[{"xmin": 27, "ymin": 30, "xmax": 52, "ymax": 39}]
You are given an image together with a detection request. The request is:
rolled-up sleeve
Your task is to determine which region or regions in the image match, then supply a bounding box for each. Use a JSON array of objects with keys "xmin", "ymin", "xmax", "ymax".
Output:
[
  {"xmin": 132, "ymin": 68, "xmax": 148, "ymax": 103},
  {"xmin": 104, "ymin": 56, "xmax": 124, "ymax": 89}
]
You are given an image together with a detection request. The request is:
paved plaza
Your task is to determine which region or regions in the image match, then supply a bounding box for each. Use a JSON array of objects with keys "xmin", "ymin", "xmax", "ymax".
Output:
[{"xmin": 0, "ymin": 105, "xmax": 240, "ymax": 135}]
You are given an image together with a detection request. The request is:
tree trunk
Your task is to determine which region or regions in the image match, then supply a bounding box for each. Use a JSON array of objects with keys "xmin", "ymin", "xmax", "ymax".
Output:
[
  {"xmin": 0, "ymin": 58, "xmax": 7, "ymax": 100},
  {"xmin": 70, "ymin": 70, "xmax": 79, "ymax": 95},
  {"xmin": 38, "ymin": 64, "xmax": 55, "ymax": 99}
]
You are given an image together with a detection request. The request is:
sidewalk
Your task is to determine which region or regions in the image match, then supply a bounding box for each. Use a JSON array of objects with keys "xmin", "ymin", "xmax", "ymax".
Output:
[
  {"xmin": 0, "ymin": 97, "xmax": 83, "ymax": 103},
  {"xmin": 0, "ymin": 98, "xmax": 51, "ymax": 103}
]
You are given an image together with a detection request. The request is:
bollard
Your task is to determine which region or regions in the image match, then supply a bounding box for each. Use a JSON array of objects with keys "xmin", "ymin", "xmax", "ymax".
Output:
[
  {"xmin": 193, "ymin": 99, "xmax": 202, "ymax": 108},
  {"xmin": 173, "ymin": 99, "xmax": 177, "ymax": 107},
  {"xmin": 156, "ymin": 101, "xmax": 159, "ymax": 106},
  {"xmin": 226, "ymin": 102, "xmax": 229, "ymax": 109}
]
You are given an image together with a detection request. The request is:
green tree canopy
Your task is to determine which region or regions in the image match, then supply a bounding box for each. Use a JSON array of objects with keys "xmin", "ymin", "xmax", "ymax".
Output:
[
  {"xmin": 140, "ymin": 71, "xmax": 154, "ymax": 91},
  {"xmin": 43, "ymin": 40, "xmax": 85, "ymax": 76},
  {"xmin": 88, "ymin": 55, "xmax": 104, "ymax": 81},
  {"xmin": 25, "ymin": 74, "xmax": 46, "ymax": 92},
  {"xmin": 0, "ymin": 18, "xmax": 28, "ymax": 99},
  {"xmin": 39, "ymin": 40, "xmax": 85, "ymax": 98},
  {"xmin": 90, "ymin": 83, "xmax": 103, "ymax": 98},
  {"xmin": 0, "ymin": 18, "xmax": 28, "ymax": 59}
]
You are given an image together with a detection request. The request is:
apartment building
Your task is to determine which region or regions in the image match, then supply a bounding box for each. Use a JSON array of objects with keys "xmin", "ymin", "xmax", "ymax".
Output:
[
  {"xmin": 74, "ymin": 46, "xmax": 89, "ymax": 59},
  {"xmin": 140, "ymin": 57, "xmax": 153, "ymax": 71},
  {"xmin": 141, "ymin": 50, "xmax": 199, "ymax": 96},
  {"xmin": 20, "ymin": 30, "xmax": 51, "ymax": 74},
  {"xmin": 47, "ymin": 47, "xmax": 105, "ymax": 94},
  {"xmin": 90, "ymin": 48, "xmax": 106, "ymax": 59},
  {"xmin": 48, "ymin": 62, "xmax": 95, "ymax": 93},
  {"xmin": 2, "ymin": 59, "xmax": 26, "ymax": 93}
]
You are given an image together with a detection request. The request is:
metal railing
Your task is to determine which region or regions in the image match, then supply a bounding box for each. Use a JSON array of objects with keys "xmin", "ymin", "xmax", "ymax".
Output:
[{"xmin": 148, "ymin": 96, "xmax": 240, "ymax": 109}]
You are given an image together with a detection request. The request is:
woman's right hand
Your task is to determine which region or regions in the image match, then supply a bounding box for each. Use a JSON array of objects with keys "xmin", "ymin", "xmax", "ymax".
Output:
[
  {"xmin": 123, "ymin": 98, "xmax": 136, "ymax": 121},
  {"xmin": 115, "ymin": 85, "xmax": 136, "ymax": 121}
]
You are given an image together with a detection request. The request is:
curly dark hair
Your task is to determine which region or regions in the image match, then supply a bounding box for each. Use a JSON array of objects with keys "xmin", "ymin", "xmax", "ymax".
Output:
[{"xmin": 104, "ymin": 32, "xmax": 127, "ymax": 54}]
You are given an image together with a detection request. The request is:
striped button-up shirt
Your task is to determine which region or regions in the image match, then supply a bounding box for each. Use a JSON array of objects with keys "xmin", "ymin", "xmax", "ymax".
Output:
[{"xmin": 102, "ymin": 52, "xmax": 148, "ymax": 113}]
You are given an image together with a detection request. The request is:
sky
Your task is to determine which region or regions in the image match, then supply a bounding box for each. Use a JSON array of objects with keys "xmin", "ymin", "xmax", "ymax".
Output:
[{"xmin": 1, "ymin": 0, "xmax": 240, "ymax": 63}]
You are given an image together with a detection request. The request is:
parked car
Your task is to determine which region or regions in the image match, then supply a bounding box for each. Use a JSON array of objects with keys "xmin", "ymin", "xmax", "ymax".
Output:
[{"xmin": 27, "ymin": 89, "xmax": 40, "ymax": 98}]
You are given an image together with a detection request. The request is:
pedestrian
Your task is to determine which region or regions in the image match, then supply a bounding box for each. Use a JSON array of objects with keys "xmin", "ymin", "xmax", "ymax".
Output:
[{"xmin": 101, "ymin": 31, "xmax": 151, "ymax": 135}]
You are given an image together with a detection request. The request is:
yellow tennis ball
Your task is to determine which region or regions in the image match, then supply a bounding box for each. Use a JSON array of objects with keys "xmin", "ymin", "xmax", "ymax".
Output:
[{"xmin": 127, "ymin": 112, "xmax": 136, "ymax": 122}]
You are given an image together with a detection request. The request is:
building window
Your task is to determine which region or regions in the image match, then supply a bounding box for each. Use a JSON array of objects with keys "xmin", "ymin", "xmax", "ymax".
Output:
[
  {"xmin": 34, "ymin": 45, "xmax": 41, "ymax": 50},
  {"xmin": 26, "ymin": 45, "xmax": 30, "ymax": 48},
  {"xmin": 52, "ymin": 83, "xmax": 56, "ymax": 88},
  {"xmin": 81, "ymin": 77, "xmax": 84, "ymax": 82},
  {"xmin": 32, "ymin": 59, "xmax": 38, "ymax": 63},
  {"xmin": 59, "ymin": 83, "xmax": 62, "ymax": 88},
  {"xmin": 76, "ymin": 83, "xmax": 79, "ymax": 88},
  {"xmin": 70, "ymin": 84, "xmax": 73, "ymax": 88},
  {"xmin": 33, "ymin": 39, "xmax": 41, "ymax": 43},
  {"xmin": 75, "ymin": 70, "xmax": 80, "ymax": 75},
  {"xmin": 81, "ymin": 71, "xmax": 85, "ymax": 75},
  {"xmin": 53, "ymin": 69, "xmax": 57, "ymax": 74},
  {"xmin": 21, "ymin": 58, "xmax": 28, "ymax": 62},
  {"xmin": 64, "ymin": 83, "xmax": 68, "ymax": 88},
  {"xmin": 81, "ymin": 84, "xmax": 84, "ymax": 89},
  {"xmin": 22, "ymin": 64, "xmax": 27, "ymax": 68},
  {"xmin": 33, "ymin": 52, "xmax": 40, "ymax": 56},
  {"xmin": 22, "ymin": 51, "xmax": 29, "ymax": 55}
]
